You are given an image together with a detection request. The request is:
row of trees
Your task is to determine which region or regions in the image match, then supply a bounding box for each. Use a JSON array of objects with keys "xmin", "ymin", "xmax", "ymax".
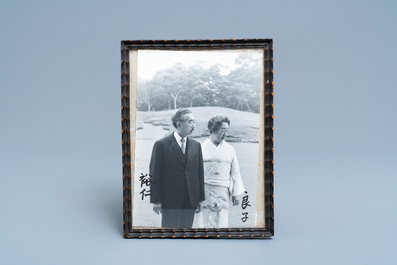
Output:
[{"xmin": 137, "ymin": 53, "xmax": 262, "ymax": 113}]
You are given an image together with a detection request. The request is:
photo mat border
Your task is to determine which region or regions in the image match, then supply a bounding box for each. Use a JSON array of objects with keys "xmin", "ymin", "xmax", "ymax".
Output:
[{"xmin": 121, "ymin": 38, "xmax": 273, "ymax": 238}]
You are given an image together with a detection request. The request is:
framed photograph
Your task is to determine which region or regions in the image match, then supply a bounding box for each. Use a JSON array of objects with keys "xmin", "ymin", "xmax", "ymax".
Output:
[{"xmin": 121, "ymin": 39, "xmax": 273, "ymax": 238}]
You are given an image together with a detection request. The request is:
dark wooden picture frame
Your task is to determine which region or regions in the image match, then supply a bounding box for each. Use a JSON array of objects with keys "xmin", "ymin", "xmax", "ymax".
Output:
[{"xmin": 121, "ymin": 39, "xmax": 273, "ymax": 238}]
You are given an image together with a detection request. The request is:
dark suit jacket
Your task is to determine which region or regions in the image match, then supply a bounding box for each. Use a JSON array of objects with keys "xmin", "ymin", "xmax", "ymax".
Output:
[{"xmin": 149, "ymin": 133, "xmax": 205, "ymax": 209}]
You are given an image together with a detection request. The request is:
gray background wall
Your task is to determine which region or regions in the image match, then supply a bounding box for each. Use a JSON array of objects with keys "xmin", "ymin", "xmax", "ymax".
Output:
[{"xmin": 1, "ymin": 1, "xmax": 396, "ymax": 264}]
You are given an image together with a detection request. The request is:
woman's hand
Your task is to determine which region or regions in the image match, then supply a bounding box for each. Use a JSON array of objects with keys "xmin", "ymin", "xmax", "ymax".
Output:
[
  {"xmin": 196, "ymin": 204, "xmax": 202, "ymax": 213},
  {"xmin": 232, "ymin": 196, "xmax": 240, "ymax": 206}
]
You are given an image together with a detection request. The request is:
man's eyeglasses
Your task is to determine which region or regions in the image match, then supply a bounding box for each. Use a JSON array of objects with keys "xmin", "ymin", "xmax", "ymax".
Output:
[{"xmin": 182, "ymin": 119, "xmax": 196, "ymax": 124}]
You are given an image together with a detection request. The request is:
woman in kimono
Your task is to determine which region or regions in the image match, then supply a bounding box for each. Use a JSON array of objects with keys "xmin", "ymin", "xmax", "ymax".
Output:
[{"xmin": 196, "ymin": 114, "xmax": 245, "ymax": 228}]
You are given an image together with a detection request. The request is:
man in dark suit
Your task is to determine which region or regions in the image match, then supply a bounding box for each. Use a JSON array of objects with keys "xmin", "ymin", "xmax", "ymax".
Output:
[{"xmin": 149, "ymin": 108, "xmax": 205, "ymax": 228}]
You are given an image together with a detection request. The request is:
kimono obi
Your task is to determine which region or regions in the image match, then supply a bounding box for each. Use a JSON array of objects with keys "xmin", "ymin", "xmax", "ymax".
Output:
[{"xmin": 203, "ymin": 161, "xmax": 231, "ymax": 181}]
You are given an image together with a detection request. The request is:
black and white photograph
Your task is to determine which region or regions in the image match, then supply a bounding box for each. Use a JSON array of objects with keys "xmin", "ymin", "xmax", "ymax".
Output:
[
  {"xmin": 129, "ymin": 48, "xmax": 265, "ymax": 229},
  {"xmin": 3, "ymin": 1, "xmax": 396, "ymax": 262}
]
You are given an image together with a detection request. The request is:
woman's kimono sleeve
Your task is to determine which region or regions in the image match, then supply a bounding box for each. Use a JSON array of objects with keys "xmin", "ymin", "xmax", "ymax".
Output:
[{"xmin": 229, "ymin": 148, "xmax": 245, "ymax": 196}]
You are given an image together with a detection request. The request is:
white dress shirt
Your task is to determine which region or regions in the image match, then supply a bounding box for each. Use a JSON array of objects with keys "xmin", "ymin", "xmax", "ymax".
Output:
[{"xmin": 173, "ymin": 131, "xmax": 187, "ymax": 150}]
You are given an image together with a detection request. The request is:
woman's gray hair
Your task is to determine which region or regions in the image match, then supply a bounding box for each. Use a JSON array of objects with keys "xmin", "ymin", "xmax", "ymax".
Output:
[{"xmin": 207, "ymin": 114, "xmax": 230, "ymax": 133}]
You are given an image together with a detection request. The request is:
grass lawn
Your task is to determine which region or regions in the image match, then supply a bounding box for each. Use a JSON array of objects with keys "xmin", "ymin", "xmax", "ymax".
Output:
[
  {"xmin": 137, "ymin": 106, "xmax": 260, "ymax": 143},
  {"xmin": 132, "ymin": 120, "xmax": 259, "ymax": 228}
]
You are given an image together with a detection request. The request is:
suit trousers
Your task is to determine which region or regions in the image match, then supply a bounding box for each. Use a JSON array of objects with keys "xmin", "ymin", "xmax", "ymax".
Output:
[{"xmin": 161, "ymin": 194, "xmax": 196, "ymax": 228}]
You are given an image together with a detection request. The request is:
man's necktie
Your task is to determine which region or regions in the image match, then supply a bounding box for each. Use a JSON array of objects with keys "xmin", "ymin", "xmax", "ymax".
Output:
[{"xmin": 181, "ymin": 138, "xmax": 186, "ymax": 154}]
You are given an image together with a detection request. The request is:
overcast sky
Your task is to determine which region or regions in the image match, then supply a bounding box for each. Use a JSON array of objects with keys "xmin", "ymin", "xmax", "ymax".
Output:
[{"xmin": 137, "ymin": 49, "xmax": 263, "ymax": 80}]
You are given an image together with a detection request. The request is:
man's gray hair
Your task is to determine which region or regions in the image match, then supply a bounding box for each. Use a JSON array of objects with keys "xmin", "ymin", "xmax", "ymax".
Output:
[{"xmin": 171, "ymin": 108, "xmax": 192, "ymax": 128}]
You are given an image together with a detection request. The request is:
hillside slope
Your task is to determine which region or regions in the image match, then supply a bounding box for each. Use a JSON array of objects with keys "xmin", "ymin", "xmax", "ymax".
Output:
[{"xmin": 136, "ymin": 107, "xmax": 260, "ymax": 142}]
